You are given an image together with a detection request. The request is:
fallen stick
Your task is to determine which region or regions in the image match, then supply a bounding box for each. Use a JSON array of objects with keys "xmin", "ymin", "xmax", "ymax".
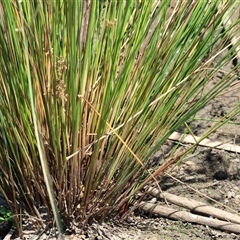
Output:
[
  {"xmin": 169, "ymin": 131, "xmax": 240, "ymax": 153},
  {"xmin": 139, "ymin": 202, "xmax": 240, "ymax": 234},
  {"xmin": 3, "ymin": 229, "xmax": 14, "ymax": 240},
  {"xmin": 149, "ymin": 188, "xmax": 240, "ymax": 225}
]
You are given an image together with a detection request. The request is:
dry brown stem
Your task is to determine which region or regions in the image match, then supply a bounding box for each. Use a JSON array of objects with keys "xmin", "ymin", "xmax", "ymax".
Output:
[{"xmin": 139, "ymin": 201, "xmax": 240, "ymax": 234}]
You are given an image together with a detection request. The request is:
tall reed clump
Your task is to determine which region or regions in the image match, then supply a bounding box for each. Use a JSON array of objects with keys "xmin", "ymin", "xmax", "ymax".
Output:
[{"xmin": 0, "ymin": 0, "xmax": 239, "ymax": 236}]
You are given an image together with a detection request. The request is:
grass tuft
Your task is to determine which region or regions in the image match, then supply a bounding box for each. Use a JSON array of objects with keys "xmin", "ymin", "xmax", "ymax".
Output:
[{"xmin": 0, "ymin": 0, "xmax": 239, "ymax": 236}]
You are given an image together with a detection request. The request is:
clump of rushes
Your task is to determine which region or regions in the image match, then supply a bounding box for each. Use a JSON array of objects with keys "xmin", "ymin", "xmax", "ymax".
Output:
[{"xmin": 0, "ymin": 0, "xmax": 239, "ymax": 237}]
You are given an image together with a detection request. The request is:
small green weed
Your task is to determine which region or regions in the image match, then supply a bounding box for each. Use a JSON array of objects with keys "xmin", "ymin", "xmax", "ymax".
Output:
[{"xmin": 0, "ymin": 206, "xmax": 15, "ymax": 227}]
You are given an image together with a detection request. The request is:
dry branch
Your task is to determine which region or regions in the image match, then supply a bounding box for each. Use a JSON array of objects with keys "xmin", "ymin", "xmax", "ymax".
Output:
[
  {"xmin": 149, "ymin": 188, "xmax": 240, "ymax": 225},
  {"xmin": 139, "ymin": 202, "xmax": 240, "ymax": 234},
  {"xmin": 169, "ymin": 131, "xmax": 240, "ymax": 153}
]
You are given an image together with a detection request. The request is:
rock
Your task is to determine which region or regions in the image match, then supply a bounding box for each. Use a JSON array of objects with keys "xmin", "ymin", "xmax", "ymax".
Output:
[
  {"xmin": 207, "ymin": 189, "xmax": 223, "ymax": 201},
  {"xmin": 226, "ymin": 191, "xmax": 236, "ymax": 199},
  {"xmin": 213, "ymin": 170, "xmax": 228, "ymax": 180}
]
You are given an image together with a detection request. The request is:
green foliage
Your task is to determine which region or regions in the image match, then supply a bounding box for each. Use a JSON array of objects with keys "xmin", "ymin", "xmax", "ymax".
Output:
[
  {"xmin": 0, "ymin": 0, "xmax": 239, "ymax": 237},
  {"xmin": 0, "ymin": 206, "xmax": 13, "ymax": 223}
]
